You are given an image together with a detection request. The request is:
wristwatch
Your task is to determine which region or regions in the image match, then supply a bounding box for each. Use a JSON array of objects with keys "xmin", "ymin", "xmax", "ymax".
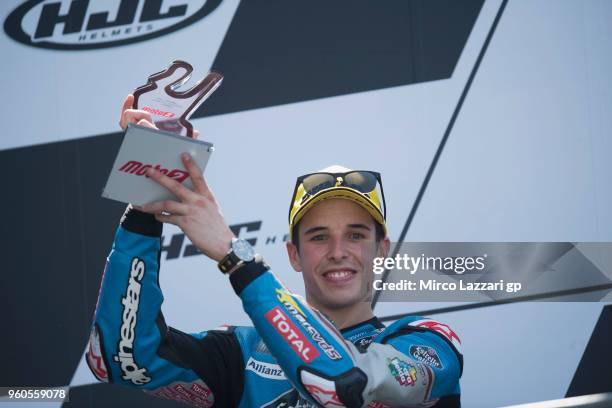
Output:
[{"xmin": 218, "ymin": 238, "xmax": 256, "ymax": 274}]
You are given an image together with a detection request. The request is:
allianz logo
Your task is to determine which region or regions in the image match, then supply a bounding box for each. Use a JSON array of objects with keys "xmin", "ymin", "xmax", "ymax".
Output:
[{"xmin": 246, "ymin": 357, "xmax": 286, "ymax": 380}]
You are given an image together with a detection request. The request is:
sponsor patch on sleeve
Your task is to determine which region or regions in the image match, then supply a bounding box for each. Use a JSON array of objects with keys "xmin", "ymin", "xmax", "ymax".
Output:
[
  {"xmin": 114, "ymin": 257, "xmax": 151, "ymax": 385},
  {"xmin": 387, "ymin": 357, "xmax": 418, "ymax": 387},
  {"xmin": 409, "ymin": 345, "xmax": 444, "ymax": 369},
  {"xmin": 408, "ymin": 319, "xmax": 462, "ymax": 354},
  {"xmin": 300, "ymin": 370, "xmax": 345, "ymax": 407},
  {"xmin": 86, "ymin": 324, "xmax": 109, "ymax": 383},
  {"xmin": 265, "ymin": 306, "xmax": 320, "ymax": 363},
  {"xmin": 245, "ymin": 357, "xmax": 286, "ymax": 380},
  {"xmin": 145, "ymin": 380, "xmax": 214, "ymax": 408}
]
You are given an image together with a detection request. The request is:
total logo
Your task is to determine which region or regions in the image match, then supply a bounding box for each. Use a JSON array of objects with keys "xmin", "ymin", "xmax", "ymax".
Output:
[
  {"xmin": 275, "ymin": 289, "xmax": 343, "ymax": 361},
  {"xmin": 265, "ymin": 307, "xmax": 320, "ymax": 363},
  {"xmin": 118, "ymin": 160, "xmax": 189, "ymax": 183},
  {"xmin": 4, "ymin": 0, "xmax": 222, "ymax": 50}
]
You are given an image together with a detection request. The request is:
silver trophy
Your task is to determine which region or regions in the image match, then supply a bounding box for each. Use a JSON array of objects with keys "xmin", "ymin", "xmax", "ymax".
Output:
[
  {"xmin": 102, "ymin": 61, "xmax": 221, "ymax": 205},
  {"xmin": 132, "ymin": 60, "xmax": 223, "ymax": 138}
]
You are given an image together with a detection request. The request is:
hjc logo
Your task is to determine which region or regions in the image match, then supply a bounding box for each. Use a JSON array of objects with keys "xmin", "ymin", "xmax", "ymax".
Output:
[
  {"xmin": 119, "ymin": 160, "xmax": 189, "ymax": 183},
  {"xmin": 4, "ymin": 0, "xmax": 222, "ymax": 50},
  {"xmin": 33, "ymin": 0, "xmax": 189, "ymax": 39}
]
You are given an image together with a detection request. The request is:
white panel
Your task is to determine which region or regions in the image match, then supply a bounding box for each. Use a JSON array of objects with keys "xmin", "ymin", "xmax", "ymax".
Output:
[{"xmin": 407, "ymin": 0, "xmax": 612, "ymax": 241}]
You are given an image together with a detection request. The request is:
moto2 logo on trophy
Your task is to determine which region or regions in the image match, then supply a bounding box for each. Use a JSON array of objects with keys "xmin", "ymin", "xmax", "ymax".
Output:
[
  {"xmin": 119, "ymin": 160, "xmax": 189, "ymax": 183},
  {"xmin": 142, "ymin": 106, "xmax": 175, "ymax": 118},
  {"xmin": 4, "ymin": 0, "xmax": 222, "ymax": 50}
]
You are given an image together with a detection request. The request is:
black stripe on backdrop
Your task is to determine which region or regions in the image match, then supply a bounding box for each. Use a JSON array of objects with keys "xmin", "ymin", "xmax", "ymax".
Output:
[
  {"xmin": 566, "ymin": 305, "xmax": 612, "ymax": 397},
  {"xmin": 0, "ymin": 132, "xmax": 126, "ymax": 387},
  {"xmin": 194, "ymin": 0, "xmax": 484, "ymax": 118}
]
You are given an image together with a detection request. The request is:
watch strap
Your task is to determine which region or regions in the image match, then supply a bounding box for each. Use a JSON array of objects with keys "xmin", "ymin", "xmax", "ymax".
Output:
[
  {"xmin": 218, "ymin": 251, "xmax": 241, "ymax": 274},
  {"xmin": 229, "ymin": 256, "xmax": 269, "ymax": 295}
]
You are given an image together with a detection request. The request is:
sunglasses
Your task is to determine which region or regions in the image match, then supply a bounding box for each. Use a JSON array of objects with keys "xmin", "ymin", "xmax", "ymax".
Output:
[{"xmin": 289, "ymin": 170, "xmax": 387, "ymax": 221}]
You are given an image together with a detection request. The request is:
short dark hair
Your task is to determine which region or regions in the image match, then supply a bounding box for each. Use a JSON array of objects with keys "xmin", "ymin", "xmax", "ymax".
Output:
[{"xmin": 291, "ymin": 219, "xmax": 385, "ymax": 250}]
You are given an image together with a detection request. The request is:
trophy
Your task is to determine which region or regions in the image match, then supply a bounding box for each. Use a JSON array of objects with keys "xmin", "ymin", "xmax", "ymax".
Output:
[
  {"xmin": 132, "ymin": 60, "xmax": 223, "ymax": 138},
  {"xmin": 102, "ymin": 61, "xmax": 222, "ymax": 205}
]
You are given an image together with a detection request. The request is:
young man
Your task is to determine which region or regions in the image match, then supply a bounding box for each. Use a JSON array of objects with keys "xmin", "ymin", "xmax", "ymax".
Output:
[{"xmin": 85, "ymin": 97, "xmax": 462, "ymax": 407}]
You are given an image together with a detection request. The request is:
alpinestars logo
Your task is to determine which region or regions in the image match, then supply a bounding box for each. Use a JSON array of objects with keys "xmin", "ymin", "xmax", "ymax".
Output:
[
  {"xmin": 119, "ymin": 160, "xmax": 189, "ymax": 183},
  {"xmin": 114, "ymin": 257, "xmax": 151, "ymax": 385}
]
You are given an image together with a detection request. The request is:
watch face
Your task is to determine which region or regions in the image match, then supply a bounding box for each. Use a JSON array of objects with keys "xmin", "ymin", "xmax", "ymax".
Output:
[{"xmin": 232, "ymin": 238, "xmax": 255, "ymax": 262}]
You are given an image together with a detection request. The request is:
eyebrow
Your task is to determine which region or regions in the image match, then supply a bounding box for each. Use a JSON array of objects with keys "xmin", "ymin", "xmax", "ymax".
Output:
[
  {"xmin": 347, "ymin": 223, "xmax": 371, "ymax": 231},
  {"xmin": 303, "ymin": 226, "xmax": 328, "ymax": 235},
  {"xmin": 303, "ymin": 224, "xmax": 371, "ymax": 236}
]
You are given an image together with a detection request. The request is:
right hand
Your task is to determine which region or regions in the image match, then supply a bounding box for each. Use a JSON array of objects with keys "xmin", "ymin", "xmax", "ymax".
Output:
[
  {"xmin": 118, "ymin": 94, "xmax": 200, "ymax": 138},
  {"xmin": 119, "ymin": 94, "xmax": 156, "ymax": 131}
]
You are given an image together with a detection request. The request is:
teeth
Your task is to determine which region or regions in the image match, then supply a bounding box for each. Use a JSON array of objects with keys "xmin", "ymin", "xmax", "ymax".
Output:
[{"xmin": 325, "ymin": 271, "xmax": 352, "ymax": 279}]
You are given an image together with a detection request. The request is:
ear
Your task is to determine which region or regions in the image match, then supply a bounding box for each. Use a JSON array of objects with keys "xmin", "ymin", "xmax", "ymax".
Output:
[
  {"xmin": 377, "ymin": 236, "xmax": 391, "ymax": 259},
  {"xmin": 286, "ymin": 241, "xmax": 303, "ymax": 272}
]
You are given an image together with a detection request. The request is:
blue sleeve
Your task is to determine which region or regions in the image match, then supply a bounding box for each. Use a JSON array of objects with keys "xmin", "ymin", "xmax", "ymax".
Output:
[
  {"xmin": 86, "ymin": 207, "xmax": 245, "ymax": 407},
  {"xmin": 230, "ymin": 263, "xmax": 461, "ymax": 407}
]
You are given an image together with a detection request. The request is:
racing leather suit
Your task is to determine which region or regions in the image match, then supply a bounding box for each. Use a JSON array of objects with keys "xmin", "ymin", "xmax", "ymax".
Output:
[{"xmin": 86, "ymin": 207, "xmax": 463, "ymax": 407}]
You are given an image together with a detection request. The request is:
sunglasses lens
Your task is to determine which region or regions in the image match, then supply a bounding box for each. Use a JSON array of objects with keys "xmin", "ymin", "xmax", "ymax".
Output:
[
  {"xmin": 344, "ymin": 171, "xmax": 378, "ymax": 193},
  {"xmin": 302, "ymin": 173, "xmax": 336, "ymax": 195}
]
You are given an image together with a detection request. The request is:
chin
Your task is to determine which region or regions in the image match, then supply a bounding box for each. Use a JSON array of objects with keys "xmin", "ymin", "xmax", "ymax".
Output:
[{"xmin": 319, "ymin": 290, "xmax": 366, "ymax": 310}]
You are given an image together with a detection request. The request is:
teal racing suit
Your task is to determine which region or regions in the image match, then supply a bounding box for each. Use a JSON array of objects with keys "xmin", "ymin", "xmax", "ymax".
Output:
[{"xmin": 86, "ymin": 207, "xmax": 463, "ymax": 407}]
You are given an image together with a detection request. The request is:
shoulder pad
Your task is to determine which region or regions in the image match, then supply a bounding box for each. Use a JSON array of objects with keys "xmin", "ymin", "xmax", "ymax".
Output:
[
  {"xmin": 377, "ymin": 316, "xmax": 463, "ymax": 376},
  {"xmin": 407, "ymin": 319, "xmax": 462, "ymax": 356}
]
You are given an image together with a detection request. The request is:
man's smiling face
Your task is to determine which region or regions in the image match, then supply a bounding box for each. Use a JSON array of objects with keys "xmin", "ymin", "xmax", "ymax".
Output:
[{"xmin": 287, "ymin": 198, "xmax": 389, "ymax": 311}]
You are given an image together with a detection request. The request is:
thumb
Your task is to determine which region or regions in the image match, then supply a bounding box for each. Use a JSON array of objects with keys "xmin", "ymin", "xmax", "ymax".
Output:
[{"xmin": 137, "ymin": 118, "xmax": 157, "ymax": 129}]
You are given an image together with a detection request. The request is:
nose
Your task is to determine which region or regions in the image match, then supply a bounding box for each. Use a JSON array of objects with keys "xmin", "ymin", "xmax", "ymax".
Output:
[{"xmin": 327, "ymin": 235, "xmax": 348, "ymax": 262}]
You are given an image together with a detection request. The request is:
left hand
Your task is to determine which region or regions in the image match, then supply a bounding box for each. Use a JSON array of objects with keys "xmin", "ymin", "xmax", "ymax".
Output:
[{"xmin": 138, "ymin": 153, "xmax": 235, "ymax": 262}]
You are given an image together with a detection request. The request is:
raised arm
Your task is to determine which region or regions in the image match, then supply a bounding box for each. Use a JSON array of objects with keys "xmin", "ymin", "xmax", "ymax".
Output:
[
  {"xmin": 86, "ymin": 206, "xmax": 246, "ymax": 407},
  {"xmin": 87, "ymin": 96, "xmax": 242, "ymax": 406}
]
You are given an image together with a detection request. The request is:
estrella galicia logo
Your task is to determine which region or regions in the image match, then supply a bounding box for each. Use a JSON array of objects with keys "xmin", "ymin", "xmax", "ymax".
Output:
[
  {"xmin": 409, "ymin": 345, "xmax": 443, "ymax": 369},
  {"xmin": 4, "ymin": 0, "xmax": 222, "ymax": 50}
]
